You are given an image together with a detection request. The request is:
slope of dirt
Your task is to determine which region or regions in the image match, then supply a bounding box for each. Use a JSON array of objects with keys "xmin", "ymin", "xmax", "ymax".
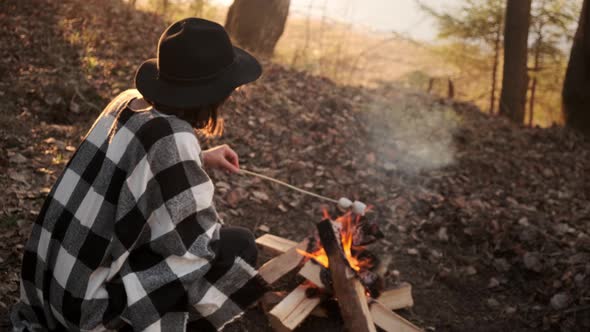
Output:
[{"xmin": 1, "ymin": 0, "xmax": 589, "ymax": 331}]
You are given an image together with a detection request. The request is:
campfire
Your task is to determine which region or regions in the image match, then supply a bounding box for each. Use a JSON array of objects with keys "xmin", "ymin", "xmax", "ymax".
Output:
[
  {"xmin": 256, "ymin": 209, "xmax": 422, "ymax": 332},
  {"xmin": 296, "ymin": 210, "xmax": 385, "ymax": 298}
]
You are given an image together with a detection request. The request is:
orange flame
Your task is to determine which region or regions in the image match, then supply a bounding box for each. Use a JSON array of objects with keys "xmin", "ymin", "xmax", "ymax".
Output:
[
  {"xmin": 297, "ymin": 211, "xmax": 372, "ymax": 272},
  {"xmin": 296, "ymin": 247, "xmax": 330, "ymax": 269}
]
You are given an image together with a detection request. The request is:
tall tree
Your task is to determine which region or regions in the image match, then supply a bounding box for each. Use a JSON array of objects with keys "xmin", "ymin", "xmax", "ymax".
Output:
[
  {"xmin": 563, "ymin": 0, "xmax": 590, "ymax": 134},
  {"xmin": 527, "ymin": 0, "xmax": 578, "ymax": 126},
  {"xmin": 499, "ymin": 0, "xmax": 532, "ymax": 123},
  {"xmin": 419, "ymin": 0, "xmax": 505, "ymax": 113},
  {"xmin": 225, "ymin": 0, "xmax": 291, "ymax": 56}
]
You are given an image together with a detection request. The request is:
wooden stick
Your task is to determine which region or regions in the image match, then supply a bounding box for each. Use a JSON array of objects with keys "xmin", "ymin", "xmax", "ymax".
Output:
[
  {"xmin": 256, "ymin": 234, "xmax": 298, "ymax": 256},
  {"xmin": 377, "ymin": 283, "xmax": 414, "ymax": 310},
  {"xmin": 259, "ymin": 239, "xmax": 308, "ymax": 285},
  {"xmin": 268, "ymin": 284, "xmax": 322, "ymax": 332},
  {"xmin": 240, "ymin": 169, "xmax": 339, "ymax": 204},
  {"xmin": 316, "ymin": 219, "xmax": 376, "ymax": 332},
  {"xmin": 370, "ymin": 300, "xmax": 423, "ymax": 332}
]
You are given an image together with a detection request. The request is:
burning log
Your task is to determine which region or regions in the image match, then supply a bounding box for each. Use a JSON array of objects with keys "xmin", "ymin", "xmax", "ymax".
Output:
[{"xmin": 316, "ymin": 218, "xmax": 376, "ymax": 332}]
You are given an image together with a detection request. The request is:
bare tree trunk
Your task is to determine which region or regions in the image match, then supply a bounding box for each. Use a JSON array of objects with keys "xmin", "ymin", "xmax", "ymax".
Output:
[
  {"xmin": 191, "ymin": 0, "xmax": 205, "ymax": 16},
  {"xmin": 447, "ymin": 78, "xmax": 455, "ymax": 99},
  {"xmin": 225, "ymin": 0, "xmax": 291, "ymax": 57},
  {"xmin": 563, "ymin": 0, "xmax": 590, "ymax": 135},
  {"xmin": 427, "ymin": 78, "xmax": 434, "ymax": 94},
  {"xmin": 528, "ymin": 79, "xmax": 537, "ymax": 126},
  {"xmin": 162, "ymin": 0, "xmax": 169, "ymax": 14},
  {"xmin": 499, "ymin": 0, "xmax": 532, "ymax": 123},
  {"xmin": 318, "ymin": 0, "xmax": 328, "ymax": 76},
  {"xmin": 529, "ymin": 34, "xmax": 542, "ymax": 127},
  {"xmin": 290, "ymin": 0, "xmax": 313, "ymax": 67},
  {"xmin": 490, "ymin": 23, "xmax": 502, "ymax": 114}
]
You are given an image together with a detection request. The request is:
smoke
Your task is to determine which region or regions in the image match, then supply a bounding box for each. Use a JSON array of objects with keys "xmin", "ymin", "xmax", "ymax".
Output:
[{"xmin": 363, "ymin": 89, "xmax": 461, "ymax": 174}]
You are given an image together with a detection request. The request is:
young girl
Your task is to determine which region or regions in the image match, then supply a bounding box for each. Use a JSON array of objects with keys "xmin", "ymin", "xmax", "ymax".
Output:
[{"xmin": 12, "ymin": 18, "xmax": 266, "ymax": 332}]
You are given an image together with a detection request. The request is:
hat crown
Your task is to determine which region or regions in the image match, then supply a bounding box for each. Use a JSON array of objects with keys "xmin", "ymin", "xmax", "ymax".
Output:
[{"xmin": 157, "ymin": 18, "xmax": 235, "ymax": 81}]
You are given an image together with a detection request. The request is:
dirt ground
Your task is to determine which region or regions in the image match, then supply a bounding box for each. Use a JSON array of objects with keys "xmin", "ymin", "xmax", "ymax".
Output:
[{"xmin": 1, "ymin": 0, "xmax": 589, "ymax": 331}]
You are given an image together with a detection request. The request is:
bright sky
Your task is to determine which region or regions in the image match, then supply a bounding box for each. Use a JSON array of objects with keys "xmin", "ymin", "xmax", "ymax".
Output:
[{"xmin": 212, "ymin": 0, "xmax": 460, "ymax": 41}]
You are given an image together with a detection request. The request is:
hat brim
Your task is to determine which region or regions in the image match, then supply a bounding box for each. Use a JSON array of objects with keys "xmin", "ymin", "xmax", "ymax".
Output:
[{"xmin": 135, "ymin": 46, "xmax": 262, "ymax": 109}]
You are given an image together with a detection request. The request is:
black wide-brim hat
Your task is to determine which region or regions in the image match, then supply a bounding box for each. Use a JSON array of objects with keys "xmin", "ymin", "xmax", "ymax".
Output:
[{"xmin": 135, "ymin": 18, "xmax": 262, "ymax": 109}]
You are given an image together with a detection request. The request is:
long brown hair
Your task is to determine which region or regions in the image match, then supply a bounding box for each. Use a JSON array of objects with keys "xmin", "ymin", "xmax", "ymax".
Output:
[{"xmin": 147, "ymin": 96, "xmax": 229, "ymax": 137}]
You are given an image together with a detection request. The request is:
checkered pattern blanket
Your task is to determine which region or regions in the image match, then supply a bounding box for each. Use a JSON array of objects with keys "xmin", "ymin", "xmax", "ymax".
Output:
[{"xmin": 11, "ymin": 90, "xmax": 267, "ymax": 332}]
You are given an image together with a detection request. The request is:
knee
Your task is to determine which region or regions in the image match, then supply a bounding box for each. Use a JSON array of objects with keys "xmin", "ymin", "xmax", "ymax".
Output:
[
  {"xmin": 221, "ymin": 226, "xmax": 258, "ymax": 266},
  {"xmin": 236, "ymin": 227, "xmax": 258, "ymax": 265}
]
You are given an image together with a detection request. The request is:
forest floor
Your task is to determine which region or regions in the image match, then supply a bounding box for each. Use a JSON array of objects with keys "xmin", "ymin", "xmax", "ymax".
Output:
[{"xmin": 1, "ymin": 0, "xmax": 589, "ymax": 331}]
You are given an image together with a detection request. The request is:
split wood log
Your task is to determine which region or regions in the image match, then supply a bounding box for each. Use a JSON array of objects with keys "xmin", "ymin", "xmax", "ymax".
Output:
[
  {"xmin": 258, "ymin": 239, "xmax": 308, "ymax": 285},
  {"xmin": 298, "ymin": 261, "xmax": 325, "ymax": 288},
  {"xmin": 298, "ymin": 263, "xmax": 413, "ymax": 310},
  {"xmin": 268, "ymin": 284, "xmax": 322, "ymax": 332},
  {"xmin": 369, "ymin": 300, "xmax": 423, "ymax": 332},
  {"xmin": 255, "ymin": 234, "xmax": 325, "ymax": 287},
  {"xmin": 303, "ymin": 282, "xmax": 415, "ymax": 319},
  {"xmin": 378, "ymin": 283, "xmax": 414, "ymax": 310},
  {"xmin": 256, "ymin": 234, "xmax": 298, "ymax": 256},
  {"xmin": 263, "ymin": 284, "xmax": 418, "ymax": 325},
  {"xmin": 316, "ymin": 219, "xmax": 376, "ymax": 332},
  {"xmin": 260, "ymin": 291, "xmax": 287, "ymax": 314},
  {"xmin": 261, "ymin": 286, "xmax": 329, "ymax": 320}
]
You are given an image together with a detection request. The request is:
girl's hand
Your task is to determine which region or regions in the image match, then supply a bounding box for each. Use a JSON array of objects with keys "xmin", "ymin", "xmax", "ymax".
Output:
[{"xmin": 202, "ymin": 144, "xmax": 240, "ymax": 174}]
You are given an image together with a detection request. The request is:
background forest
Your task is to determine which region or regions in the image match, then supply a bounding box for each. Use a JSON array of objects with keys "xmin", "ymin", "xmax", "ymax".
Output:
[{"xmin": 131, "ymin": 0, "xmax": 581, "ymax": 127}]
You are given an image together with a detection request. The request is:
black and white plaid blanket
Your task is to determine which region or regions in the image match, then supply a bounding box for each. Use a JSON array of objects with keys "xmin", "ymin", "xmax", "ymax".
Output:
[{"xmin": 12, "ymin": 90, "xmax": 267, "ymax": 331}]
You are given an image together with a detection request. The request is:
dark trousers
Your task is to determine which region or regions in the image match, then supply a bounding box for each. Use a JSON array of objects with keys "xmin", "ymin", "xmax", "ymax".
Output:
[{"xmin": 214, "ymin": 226, "xmax": 258, "ymax": 267}]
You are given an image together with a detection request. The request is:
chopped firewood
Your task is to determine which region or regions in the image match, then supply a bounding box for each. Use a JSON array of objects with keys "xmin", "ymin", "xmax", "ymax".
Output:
[
  {"xmin": 268, "ymin": 284, "xmax": 322, "ymax": 332},
  {"xmin": 262, "ymin": 288, "xmax": 330, "ymax": 319},
  {"xmin": 369, "ymin": 300, "xmax": 423, "ymax": 332},
  {"xmin": 256, "ymin": 233, "xmax": 420, "ymax": 331},
  {"xmin": 259, "ymin": 239, "xmax": 308, "ymax": 285},
  {"xmin": 261, "ymin": 291, "xmax": 288, "ymax": 314},
  {"xmin": 377, "ymin": 283, "xmax": 414, "ymax": 310},
  {"xmin": 256, "ymin": 234, "xmax": 298, "ymax": 256},
  {"xmin": 298, "ymin": 261, "xmax": 325, "ymax": 288},
  {"xmin": 316, "ymin": 219, "xmax": 376, "ymax": 332}
]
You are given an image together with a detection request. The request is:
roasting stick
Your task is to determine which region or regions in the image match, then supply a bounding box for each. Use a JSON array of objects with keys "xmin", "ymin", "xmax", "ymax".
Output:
[
  {"xmin": 240, "ymin": 169, "xmax": 339, "ymax": 203},
  {"xmin": 240, "ymin": 168, "xmax": 368, "ymax": 215}
]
